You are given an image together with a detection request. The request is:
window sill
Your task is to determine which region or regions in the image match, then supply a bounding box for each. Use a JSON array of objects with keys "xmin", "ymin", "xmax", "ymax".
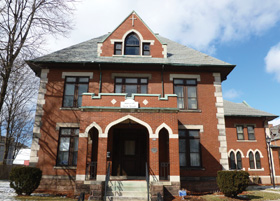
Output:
[
  {"xmin": 248, "ymin": 168, "xmax": 264, "ymax": 171},
  {"xmin": 179, "ymin": 109, "xmax": 201, "ymax": 113},
  {"xmin": 236, "ymin": 140, "xmax": 257, "ymax": 142},
  {"xmin": 180, "ymin": 167, "xmax": 205, "ymax": 170},
  {"xmin": 229, "ymin": 168, "xmax": 245, "ymax": 171},
  {"xmin": 54, "ymin": 166, "xmax": 77, "ymax": 170},
  {"xmin": 60, "ymin": 107, "xmax": 80, "ymax": 111}
]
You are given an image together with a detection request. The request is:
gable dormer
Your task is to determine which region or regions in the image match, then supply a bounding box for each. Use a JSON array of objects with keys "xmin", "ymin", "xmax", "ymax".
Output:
[{"xmin": 98, "ymin": 11, "xmax": 167, "ymax": 58}]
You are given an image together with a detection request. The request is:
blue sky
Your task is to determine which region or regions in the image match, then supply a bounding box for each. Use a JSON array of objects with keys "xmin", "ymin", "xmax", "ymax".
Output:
[{"xmin": 45, "ymin": 0, "xmax": 280, "ymax": 124}]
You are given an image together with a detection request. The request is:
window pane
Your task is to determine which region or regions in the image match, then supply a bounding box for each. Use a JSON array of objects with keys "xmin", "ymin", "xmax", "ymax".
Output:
[
  {"xmin": 65, "ymin": 84, "xmax": 75, "ymax": 95},
  {"xmin": 179, "ymin": 139, "xmax": 186, "ymax": 153},
  {"xmin": 237, "ymin": 152, "xmax": 242, "ymax": 169},
  {"xmin": 74, "ymin": 129, "xmax": 79, "ymax": 135},
  {"xmin": 190, "ymin": 153, "xmax": 200, "ymax": 166},
  {"xmin": 74, "ymin": 137, "xmax": 79, "ymax": 151},
  {"xmin": 116, "ymin": 78, "xmax": 122, "ymax": 83},
  {"xmin": 79, "ymin": 77, "xmax": 89, "ymax": 83},
  {"xmin": 140, "ymin": 79, "xmax": 147, "ymax": 83},
  {"xmin": 174, "ymin": 86, "xmax": 184, "ymax": 97},
  {"xmin": 179, "ymin": 130, "xmax": 186, "ymax": 137},
  {"xmin": 177, "ymin": 98, "xmax": 184, "ymax": 109},
  {"xmin": 230, "ymin": 152, "xmax": 236, "ymax": 169},
  {"xmin": 174, "ymin": 79, "xmax": 184, "ymax": 84},
  {"xmin": 73, "ymin": 152, "xmax": 78, "ymax": 166},
  {"xmin": 61, "ymin": 129, "xmax": 71, "ymax": 135},
  {"xmin": 125, "ymin": 78, "xmax": 137, "ymax": 83},
  {"xmin": 188, "ymin": 98, "xmax": 197, "ymax": 110},
  {"xmin": 63, "ymin": 96, "xmax": 74, "ymax": 107},
  {"xmin": 66, "ymin": 77, "xmax": 76, "ymax": 82},
  {"xmin": 140, "ymin": 85, "xmax": 147, "ymax": 94},
  {"xmin": 126, "ymin": 34, "xmax": 139, "ymax": 45},
  {"xmin": 125, "ymin": 85, "xmax": 137, "ymax": 96},
  {"xmin": 125, "ymin": 46, "xmax": 140, "ymax": 55},
  {"xmin": 115, "ymin": 50, "xmax": 122, "ymax": 55},
  {"xmin": 186, "ymin": 80, "xmax": 196, "ymax": 85},
  {"xmin": 115, "ymin": 43, "xmax": 122, "ymax": 49},
  {"xmin": 248, "ymin": 133, "xmax": 255, "ymax": 140},
  {"xmin": 78, "ymin": 84, "xmax": 88, "ymax": 95},
  {"xmin": 189, "ymin": 131, "xmax": 199, "ymax": 137},
  {"xmin": 237, "ymin": 126, "xmax": 243, "ymax": 133},
  {"xmin": 143, "ymin": 50, "xmax": 150, "ymax": 55},
  {"xmin": 115, "ymin": 85, "xmax": 122, "ymax": 93},
  {"xmin": 190, "ymin": 139, "xmax": 199, "ymax": 152},
  {"xmin": 249, "ymin": 152, "xmax": 255, "ymax": 169},
  {"xmin": 59, "ymin": 137, "xmax": 70, "ymax": 151},
  {"xmin": 247, "ymin": 126, "xmax": 254, "ymax": 132},
  {"xmin": 77, "ymin": 96, "xmax": 82, "ymax": 107},
  {"xmin": 179, "ymin": 153, "xmax": 186, "ymax": 166},
  {"xmin": 256, "ymin": 152, "xmax": 261, "ymax": 169},
  {"xmin": 58, "ymin": 151, "xmax": 69, "ymax": 165},
  {"xmin": 188, "ymin": 87, "xmax": 197, "ymax": 98},
  {"xmin": 143, "ymin": 43, "xmax": 150, "ymax": 50}
]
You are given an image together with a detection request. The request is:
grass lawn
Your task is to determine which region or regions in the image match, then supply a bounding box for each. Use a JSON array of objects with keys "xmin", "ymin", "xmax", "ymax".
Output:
[
  {"xmin": 168, "ymin": 190, "xmax": 280, "ymax": 200},
  {"xmin": 14, "ymin": 195, "xmax": 76, "ymax": 201}
]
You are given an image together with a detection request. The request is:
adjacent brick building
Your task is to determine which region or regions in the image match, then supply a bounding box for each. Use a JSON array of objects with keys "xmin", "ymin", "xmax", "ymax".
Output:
[{"xmin": 27, "ymin": 11, "xmax": 278, "ymax": 200}]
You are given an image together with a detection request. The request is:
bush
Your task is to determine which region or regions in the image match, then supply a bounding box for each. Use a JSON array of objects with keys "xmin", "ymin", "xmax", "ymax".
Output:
[
  {"xmin": 217, "ymin": 170, "xmax": 249, "ymax": 197},
  {"xmin": 10, "ymin": 166, "xmax": 42, "ymax": 195}
]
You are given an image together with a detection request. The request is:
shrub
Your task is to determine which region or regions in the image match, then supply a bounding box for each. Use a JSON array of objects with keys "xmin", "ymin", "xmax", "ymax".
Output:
[
  {"xmin": 10, "ymin": 166, "xmax": 42, "ymax": 195},
  {"xmin": 217, "ymin": 170, "xmax": 249, "ymax": 197}
]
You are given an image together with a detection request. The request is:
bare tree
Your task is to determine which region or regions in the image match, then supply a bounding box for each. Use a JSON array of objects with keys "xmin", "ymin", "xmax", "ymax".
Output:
[
  {"xmin": 0, "ymin": 0, "xmax": 76, "ymax": 114},
  {"xmin": 1, "ymin": 64, "xmax": 39, "ymax": 164}
]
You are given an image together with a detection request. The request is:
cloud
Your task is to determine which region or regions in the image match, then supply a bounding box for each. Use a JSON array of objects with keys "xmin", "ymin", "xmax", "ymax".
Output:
[
  {"xmin": 46, "ymin": 0, "xmax": 280, "ymax": 54},
  {"xmin": 265, "ymin": 42, "xmax": 280, "ymax": 82},
  {"xmin": 269, "ymin": 118, "xmax": 280, "ymax": 126},
  {"xmin": 223, "ymin": 89, "xmax": 242, "ymax": 100}
]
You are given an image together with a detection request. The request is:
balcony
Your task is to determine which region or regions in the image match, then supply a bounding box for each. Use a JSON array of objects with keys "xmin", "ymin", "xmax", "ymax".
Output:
[{"xmin": 81, "ymin": 93, "xmax": 178, "ymax": 112}]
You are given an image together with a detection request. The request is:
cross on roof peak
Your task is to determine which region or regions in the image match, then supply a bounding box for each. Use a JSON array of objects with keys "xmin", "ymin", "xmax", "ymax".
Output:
[{"xmin": 130, "ymin": 14, "xmax": 137, "ymax": 27}]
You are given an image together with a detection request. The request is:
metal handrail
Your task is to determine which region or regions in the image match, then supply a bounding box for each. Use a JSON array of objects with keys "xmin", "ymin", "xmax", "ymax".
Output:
[
  {"xmin": 146, "ymin": 162, "xmax": 149, "ymax": 201},
  {"xmin": 104, "ymin": 162, "xmax": 111, "ymax": 201}
]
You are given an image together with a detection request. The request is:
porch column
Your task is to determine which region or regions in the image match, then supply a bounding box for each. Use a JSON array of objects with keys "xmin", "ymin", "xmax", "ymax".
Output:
[
  {"xmin": 96, "ymin": 137, "xmax": 108, "ymax": 181},
  {"xmin": 149, "ymin": 137, "xmax": 159, "ymax": 181},
  {"xmin": 76, "ymin": 135, "xmax": 88, "ymax": 181},
  {"xmin": 169, "ymin": 138, "xmax": 180, "ymax": 182}
]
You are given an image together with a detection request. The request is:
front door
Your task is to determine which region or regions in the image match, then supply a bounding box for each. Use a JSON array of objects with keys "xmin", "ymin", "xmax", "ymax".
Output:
[{"xmin": 112, "ymin": 128, "xmax": 147, "ymax": 176}]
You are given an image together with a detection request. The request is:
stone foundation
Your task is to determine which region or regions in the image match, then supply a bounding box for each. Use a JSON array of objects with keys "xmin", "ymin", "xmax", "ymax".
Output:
[{"xmin": 75, "ymin": 181, "xmax": 104, "ymax": 200}]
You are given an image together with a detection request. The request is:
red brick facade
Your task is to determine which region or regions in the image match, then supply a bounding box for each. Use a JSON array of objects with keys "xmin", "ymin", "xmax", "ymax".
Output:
[{"xmin": 29, "ymin": 11, "xmax": 277, "ymax": 199}]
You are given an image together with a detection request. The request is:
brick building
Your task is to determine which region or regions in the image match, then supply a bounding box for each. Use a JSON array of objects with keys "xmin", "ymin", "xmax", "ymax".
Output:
[{"xmin": 27, "ymin": 11, "xmax": 278, "ymax": 200}]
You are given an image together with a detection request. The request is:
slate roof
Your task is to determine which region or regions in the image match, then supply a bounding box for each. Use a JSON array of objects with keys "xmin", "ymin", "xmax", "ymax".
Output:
[
  {"xmin": 224, "ymin": 100, "xmax": 278, "ymax": 120},
  {"xmin": 29, "ymin": 34, "xmax": 233, "ymax": 66}
]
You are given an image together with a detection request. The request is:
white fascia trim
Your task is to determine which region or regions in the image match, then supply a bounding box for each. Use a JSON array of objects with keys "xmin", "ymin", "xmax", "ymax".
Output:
[
  {"xmin": 170, "ymin": 176, "xmax": 180, "ymax": 182},
  {"xmin": 96, "ymin": 175, "xmax": 106, "ymax": 181},
  {"xmin": 76, "ymin": 174, "xmax": 86, "ymax": 181},
  {"xmin": 111, "ymin": 73, "xmax": 152, "ymax": 80},
  {"xmin": 62, "ymin": 72, "xmax": 93, "ymax": 79},
  {"xmin": 170, "ymin": 74, "xmax": 201, "ymax": 82},
  {"xmin": 56, "ymin": 123, "xmax": 80, "ymax": 131},
  {"xmin": 178, "ymin": 125, "xmax": 204, "ymax": 133}
]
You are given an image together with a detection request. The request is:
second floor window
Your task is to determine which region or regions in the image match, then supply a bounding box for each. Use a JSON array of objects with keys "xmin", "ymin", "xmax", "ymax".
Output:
[
  {"xmin": 247, "ymin": 126, "xmax": 255, "ymax": 140},
  {"xmin": 236, "ymin": 126, "xmax": 244, "ymax": 140},
  {"xmin": 174, "ymin": 79, "xmax": 197, "ymax": 110},
  {"xmin": 115, "ymin": 77, "xmax": 148, "ymax": 96},
  {"xmin": 63, "ymin": 77, "xmax": 89, "ymax": 108}
]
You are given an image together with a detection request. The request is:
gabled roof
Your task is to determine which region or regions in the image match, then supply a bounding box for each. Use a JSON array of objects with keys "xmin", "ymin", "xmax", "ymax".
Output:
[
  {"xmin": 224, "ymin": 100, "xmax": 278, "ymax": 120},
  {"xmin": 28, "ymin": 34, "xmax": 234, "ymax": 66}
]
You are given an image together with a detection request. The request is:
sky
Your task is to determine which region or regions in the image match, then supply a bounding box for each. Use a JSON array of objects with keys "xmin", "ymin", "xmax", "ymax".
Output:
[{"xmin": 46, "ymin": 0, "xmax": 280, "ymax": 125}]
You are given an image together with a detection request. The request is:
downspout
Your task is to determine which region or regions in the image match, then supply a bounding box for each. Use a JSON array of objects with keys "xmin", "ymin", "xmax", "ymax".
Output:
[
  {"xmin": 161, "ymin": 65, "xmax": 165, "ymax": 97},
  {"xmin": 99, "ymin": 64, "xmax": 102, "ymax": 93}
]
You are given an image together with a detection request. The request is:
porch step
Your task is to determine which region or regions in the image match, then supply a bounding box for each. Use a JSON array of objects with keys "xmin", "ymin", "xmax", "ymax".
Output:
[{"xmin": 105, "ymin": 181, "xmax": 148, "ymax": 201}]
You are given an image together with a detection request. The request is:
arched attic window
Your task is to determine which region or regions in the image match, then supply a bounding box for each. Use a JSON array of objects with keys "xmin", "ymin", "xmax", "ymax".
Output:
[{"xmin": 125, "ymin": 33, "xmax": 140, "ymax": 55}]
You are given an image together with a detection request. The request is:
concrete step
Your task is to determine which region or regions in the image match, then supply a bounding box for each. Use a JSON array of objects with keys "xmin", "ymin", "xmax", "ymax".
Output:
[
  {"xmin": 106, "ymin": 191, "xmax": 147, "ymax": 197},
  {"xmin": 108, "ymin": 181, "xmax": 147, "ymax": 188},
  {"xmin": 108, "ymin": 186, "xmax": 147, "ymax": 192},
  {"xmin": 106, "ymin": 196, "xmax": 147, "ymax": 201}
]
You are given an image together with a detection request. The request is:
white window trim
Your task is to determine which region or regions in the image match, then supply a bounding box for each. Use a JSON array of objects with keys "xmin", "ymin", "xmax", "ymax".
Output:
[
  {"xmin": 170, "ymin": 74, "xmax": 201, "ymax": 82},
  {"xmin": 178, "ymin": 125, "xmax": 204, "ymax": 133},
  {"xmin": 246, "ymin": 149, "xmax": 263, "ymax": 170},
  {"xmin": 62, "ymin": 72, "xmax": 93, "ymax": 79},
  {"xmin": 228, "ymin": 149, "xmax": 245, "ymax": 170}
]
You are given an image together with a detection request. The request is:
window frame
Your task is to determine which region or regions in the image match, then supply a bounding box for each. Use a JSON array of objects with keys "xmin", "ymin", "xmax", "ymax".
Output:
[
  {"xmin": 142, "ymin": 43, "xmax": 150, "ymax": 55},
  {"xmin": 124, "ymin": 33, "xmax": 140, "ymax": 55},
  {"xmin": 62, "ymin": 76, "xmax": 89, "ymax": 108},
  {"xmin": 173, "ymin": 79, "xmax": 198, "ymax": 110},
  {"xmin": 57, "ymin": 128, "xmax": 79, "ymax": 166},
  {"xmin": 114, "ymin": 77, "xmax": 148, "ymax": 96},
  {"xmin": 179, "ymin": 129, "xmax": 202, "ymax": 168},
  {"xmin": 236, "ymin": 125, "xmax": 244, "ymax": 140},
  {"xmin": 249, "ymin": 152, "xmax": 255, "ymax": 169},
  {"xmin": 229, "ymin": 151, "xmax": 243, "ymax": 170},
  {"xmin": 114, "ymin": 42, "xmax": 122, "ymax": 55}
]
